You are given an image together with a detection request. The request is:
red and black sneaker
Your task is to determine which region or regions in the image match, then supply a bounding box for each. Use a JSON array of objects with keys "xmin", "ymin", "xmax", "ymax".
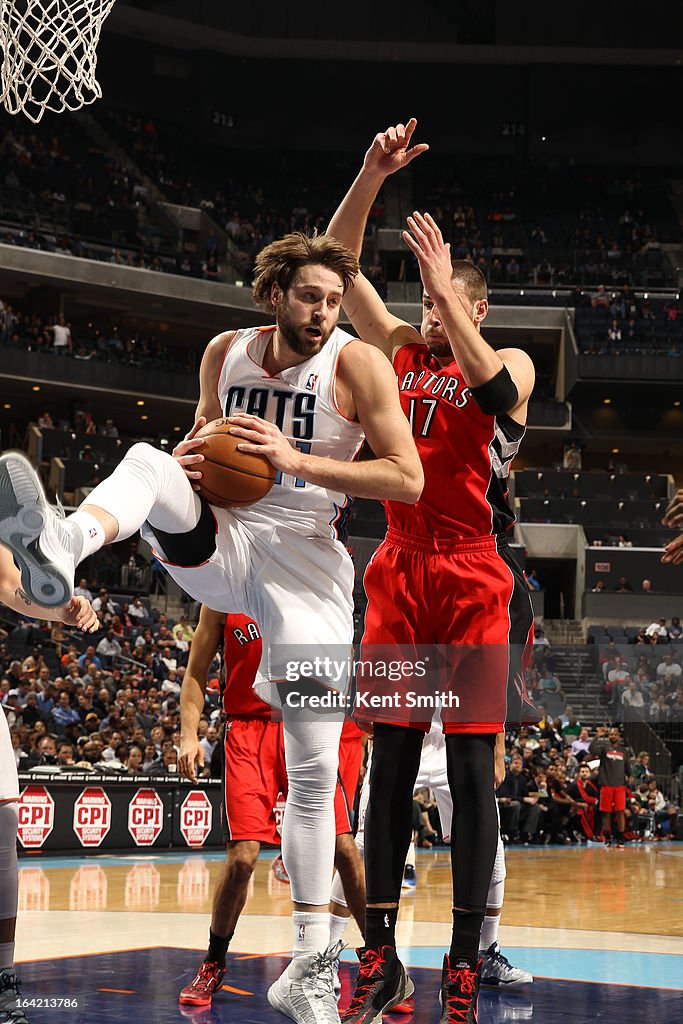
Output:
[
  {"xmin": 439, "ymin": 955, "xmax": 482, "ymax": 1024},
  {"xmin": 341, "ymin": 946, "xmax": 414, "ymax": 1024},
  {"xmin": 179, "ymin": 960, "xmax": 226, "ymax": 1006}
]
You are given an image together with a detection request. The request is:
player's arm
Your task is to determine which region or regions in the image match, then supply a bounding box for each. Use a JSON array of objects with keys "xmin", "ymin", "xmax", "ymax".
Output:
[
  {"xmin": 179, "ymin": 604, "xmax": 225, "ymax": 783},
  {"xmin": 0, "ymin": 546, "xmax": 97, "ymax": 632},
  {"xmin": 403, "ymin": 212, "xmax": 535, "ymax": 421},
  {"xmin": 173, "ymin": 330, "xmax": 236, "ymax": 483},
  {"xmin": 228, "ymin": 344, "xmax": 424, "ymax": 503},
  {"xmin": 328, "ymin": 119, "xmax": 429, "ymax": 358}
]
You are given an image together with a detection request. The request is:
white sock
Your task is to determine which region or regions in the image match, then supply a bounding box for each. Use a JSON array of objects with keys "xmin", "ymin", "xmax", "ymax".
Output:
[
  {"xmin": 328, "ymin": 912, "xmax": 349, "ymax": 947},
  {"xmin": 405, "ymin": 841, "xmax": 416, "ymax": 870},
  {"xmin": 479, "ymin": 911, "xmax": 501, "ymax": 953},
  {"xmin": 292, "ymin": 912, "xmax": 330, "ymax": 958},
  {"xmin": 65, "ymin": 512, "xmax": 103, "ymax": 563}
]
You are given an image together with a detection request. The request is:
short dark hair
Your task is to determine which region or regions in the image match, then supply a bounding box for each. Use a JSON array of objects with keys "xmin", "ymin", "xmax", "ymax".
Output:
[
  {"xmin": 450, "ymin": 259, "xmax": 488, "ymax": 304},
  {"xmin": 252, "ymin": 232, "xmax": 359, "ymax": 313}
]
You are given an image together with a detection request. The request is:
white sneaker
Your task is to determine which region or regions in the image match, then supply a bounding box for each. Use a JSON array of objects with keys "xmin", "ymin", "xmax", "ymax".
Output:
[
  {"xmin": 0, "ymin": 453, "xmax": 77, "ymax": 608},
  {"xmin": 479, "ymin": 942, "xmax": 533, "ymax": 987},
  {"xmin": 268, "ymin": 942, "xmax": 343, "ymax": 1023}
]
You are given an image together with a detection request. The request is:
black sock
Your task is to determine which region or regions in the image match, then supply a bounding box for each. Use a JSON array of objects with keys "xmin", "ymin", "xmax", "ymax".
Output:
[
  {"xmin": 449, "ymin": 909, "xmax": 484, "ymax": 967},
  {"xmin": 206, "ymin": 928, "xmax": 232, "ymax": 967},
  {"xmin": 365, "ymin": 907, "xmax": 398, "ymax": 950}
]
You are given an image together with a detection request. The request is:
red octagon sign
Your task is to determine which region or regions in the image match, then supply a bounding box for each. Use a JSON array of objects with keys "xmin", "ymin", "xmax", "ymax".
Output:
[
  {"xmin": 180, "ymin": 790, "xmax": 212, "ymax": 848},
  {"xmin": 73, "ymin": 787, "xmax": 112, "ymax": 847},
  {"xmin": 128, "ymin": 788, "xmax": 164, "ymax": 846},
  {"xmin": 17, "ymin": 785, "xmax": 55, "ymax": 849}
]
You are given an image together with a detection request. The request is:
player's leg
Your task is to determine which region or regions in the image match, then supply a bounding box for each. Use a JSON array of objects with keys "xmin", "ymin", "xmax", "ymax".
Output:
[
  {"xmin": 0, "ymin": 800, "xmax": 29, "ymax": 1024},
  {"xmin": 341, "ymin": 724, "xmax": 422, "ymax": 1024},
  {"xmin": 180, "ymin": 840, "xmax": 260, "ymax": 1006},
  {"xmin": 0, "ymin": 446, "xmax": 202, "ymax": 607},
  {"xmin": 329, "ymin": 725, "xmax": 366, "ymax": 941},
  {"xmin": 180, "ymin": 719, "xmax": 278, "ymax": 1007},
  {"xmin": 267, "ymin": 709, "xmax": 345, "ymax": 1023}
]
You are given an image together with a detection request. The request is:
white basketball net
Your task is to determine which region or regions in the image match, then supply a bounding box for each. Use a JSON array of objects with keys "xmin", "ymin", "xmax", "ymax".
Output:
[{"xmin": 0, "ymin": 0, "xmax": 116, "ymax": 123}]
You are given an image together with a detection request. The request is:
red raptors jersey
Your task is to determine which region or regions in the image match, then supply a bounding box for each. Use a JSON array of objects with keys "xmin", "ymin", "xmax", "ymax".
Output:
[
  {"xmin": 222, "ymin": 614, "xmax": 363, "ymax": 739},
  {"xmin": 223, "ymin": 614, "xmax": 270, "ymax": 719},
  {"xmin": 391, "ymin": 343, "xmax": 525, "ymax": 540}
]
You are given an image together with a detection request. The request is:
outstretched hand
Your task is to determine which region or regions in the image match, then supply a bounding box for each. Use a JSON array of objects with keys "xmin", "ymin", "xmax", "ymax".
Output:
[
  {"xmin": 362, "ymin": 118, "xmax": 429, "ymax": 178},
  {"xmin": 60, "ymin": 596, "xmax": 98, "ymax": 632},
  {"xmin": 402, "ymin": 211, "xmax": 456, "ymax": 302}
]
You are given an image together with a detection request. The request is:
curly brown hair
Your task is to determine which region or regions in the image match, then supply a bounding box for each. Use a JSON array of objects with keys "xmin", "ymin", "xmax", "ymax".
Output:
[{"xmin": 252, "ymin": 232, "xmax": 359, "ymax": 313}]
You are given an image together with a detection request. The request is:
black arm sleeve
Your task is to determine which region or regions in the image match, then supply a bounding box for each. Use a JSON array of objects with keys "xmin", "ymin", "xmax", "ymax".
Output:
[{"xmin": 470, "ymin": 364, "xmax": 519, "ymax": 416}]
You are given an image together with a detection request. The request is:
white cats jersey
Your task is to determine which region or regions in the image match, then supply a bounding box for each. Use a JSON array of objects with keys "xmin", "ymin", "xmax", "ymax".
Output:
[{"xmin": 217, "ymin": 325, "xmax": 365, "ymax": 541}]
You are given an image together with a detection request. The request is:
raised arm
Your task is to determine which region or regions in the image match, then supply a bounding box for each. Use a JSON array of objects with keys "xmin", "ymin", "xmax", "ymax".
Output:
[
  {"xmin": 328, "ymin": 119, "xmax": 429, "ymax": 357},
  {"xmin": 229, "ymin": 343, "xmax": 423, "ymax": 504},
  {"xmin": 179, "ymin": 604, "xmax": 225, "ymax": 783},
  {"xmin": 403, "ymin": 212, "xmax": 535, "ymax": 421}
]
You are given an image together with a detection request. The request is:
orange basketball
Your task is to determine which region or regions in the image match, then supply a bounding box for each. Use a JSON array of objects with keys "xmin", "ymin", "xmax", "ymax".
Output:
[{"xmin": 194, "ymin": 418, "xmax": 277, "ymax": 508}]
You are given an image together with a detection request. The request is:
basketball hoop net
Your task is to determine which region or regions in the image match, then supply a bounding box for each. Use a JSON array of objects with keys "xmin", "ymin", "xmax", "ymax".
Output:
[{"xmin": 0, "ymin": 0, "xmax": 116, "ymax": 124}]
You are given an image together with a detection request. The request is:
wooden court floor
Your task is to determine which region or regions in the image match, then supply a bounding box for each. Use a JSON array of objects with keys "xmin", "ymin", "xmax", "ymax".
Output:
[{"xmin": 14, "ymin": 844, "xmax": 683, "ymax": 1023}]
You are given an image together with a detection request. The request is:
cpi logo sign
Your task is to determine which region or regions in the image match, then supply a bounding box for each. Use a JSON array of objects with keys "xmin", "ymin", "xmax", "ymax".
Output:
[
  {"xmin": 128, "ymin": 788, "xmax": 164, "ymax": 846},
  {"xmin": 180, "ymin": 790, "xmax": 212, "ymax": 848},
  {"xmin": 17, "ymin": 785, "xmax": 55, "ymax": 849},
  {"xmin": 73, "ymin": 787, "xmax": 112, "ymax": 847}
]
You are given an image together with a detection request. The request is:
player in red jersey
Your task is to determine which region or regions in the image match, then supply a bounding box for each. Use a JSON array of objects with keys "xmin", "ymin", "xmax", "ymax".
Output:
[
  {"xmin": 328, "ymin": 120, "xmax": 536, "ymax": 1023},
  {"xmin": 178, "ymin": 605, "xmax": 366, "ymax": 1009}
]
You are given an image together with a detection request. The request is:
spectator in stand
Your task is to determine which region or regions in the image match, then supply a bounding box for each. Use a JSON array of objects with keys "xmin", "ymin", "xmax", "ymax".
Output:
[
  {"xmin": 49, "ymin": 314, "xmax": 72, "ymax": 355},
  {"xmin": 125, "ymin": 744, "xmax": 144, "ymax": 773},
  {"xmin": 37, "ymin": 411, "xmax": 54, "ymax": 429},
  {"xmin": 668, "ymin": 616, "xmax": 682, "ymax": 641},
  {"xmin": 656, "ymin": 653, "xmax": 682, "ymax": 687},
  {"xmin": 641, "ymin": 578, "xmax": 653, "ymax": 593},
  {"xmin": 526, "ymin": 569, "xmax": 541, "ymax": 591},
  {"xmin": 539, "ymin": 667, "xmax": 563, "ymax": 698},
  {"xmin": 571, "ymin": 726, "xmax": 591, "ymax": 759},
  {"xmin": 100, "ymin": 418, "xmax": 119, "ymax": 438},
  {"xmin": 97, "ymin": 629, "xmax": 122, "ymax": 668},
  {"xmin": 56, "ymin": 741, "xmax": 75, "ymax": 766},
  {"xmin": 645, "ymin": 618, "xmax": 668, "ymax": 639},
  {"xmin": 92, "ymin": 589, "xmax": 118, "ymax": 620},
  {"xmin": 615, "ymin": 576, "xmax": 633, "ymax": 592},
  {"xmin": 74, "ymin": 578, "xmax": 93, "ymax": 601},
  {"xmin": 50, "ymin": 691, "xmax": 80, "ymax": 733},
  {"xmin": 128, "ymin": 597, "xmax": 149, "ymax": 624},
  {"xmin": 647, "ymin": 778, "xmax": 678, "ymax": 837},
  {"xmin": 621, "ymin": 680, "xmax": 645, "ymax": 719},
  {"xmin": 592, "ymin": 580, "xmax": 606, "ymax": 592},
  {"xmin": 606, "ymin": 319, "xmax": 621, "ymax": 348},
  {"xmin": 146, "ymin": 747, "xmax": 178, "ymax": 775},
  {"xmin": 632, "ymin": 751, "xmax": 653, "ymax": 782},
  {"xmin": 561, "ymin": 708, "xmax": 581, "ymax": 740},
  {"xmin": 199, "ymin": 725, "xmax": 219, "ymax": 766},
  {"xmin": 24, "ymin": 734, "xmax": 58, "ymax": 768}
]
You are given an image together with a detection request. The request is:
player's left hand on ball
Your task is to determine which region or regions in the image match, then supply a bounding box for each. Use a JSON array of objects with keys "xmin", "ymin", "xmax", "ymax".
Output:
[
  {"xmin": 662, "ymin": 488, "xmax": 683, "ymax": 528},
  {"xmin": 662, "ymin": 532, "xmax": 683, "ymax": 565},
  {"xmin": 228, "ymin": 414, "xmax": 303, "ymax": 475},
  {"xmin": 172, "ymin": 417, "xmax": 207, "ymax": 488},
  {"xmin": 61, "ymin": 596, "xmax": 98, "ymax": 632}
]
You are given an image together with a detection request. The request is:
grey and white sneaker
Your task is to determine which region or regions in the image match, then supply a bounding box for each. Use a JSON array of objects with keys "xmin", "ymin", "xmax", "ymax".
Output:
[
  {"xmin": 0, "ymin": 453, "xmax": 78, "ymax": 608},
  {"xmin": 479, "ymin": 942, "xmax": 533, "ymax": 987},
  {"xmin": 0, "ymin": 968, "xmax": 30, "ymax": 1023},
  {"xmin": 268, "ymin": 942, "xmax": 344, "ymax": 1023}
]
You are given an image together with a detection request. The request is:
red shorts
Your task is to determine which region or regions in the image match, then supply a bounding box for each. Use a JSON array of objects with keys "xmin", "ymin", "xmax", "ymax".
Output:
[
  {"xmin": 599, "ymin": 785, "xmax": 627, "ymax": 813},
  {"xmin": 359, "ymin": 529, "xmax": 534, "ymax": 734},
  {"xmin": 221, "ymin": 717, "xmax": 363, "ymax": 843}
]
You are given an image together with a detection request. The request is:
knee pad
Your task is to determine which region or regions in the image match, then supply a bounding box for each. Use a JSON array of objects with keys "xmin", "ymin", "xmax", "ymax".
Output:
[{"xmin": 0, "ymin": 802, "xmax": 18, "ymax": 921}]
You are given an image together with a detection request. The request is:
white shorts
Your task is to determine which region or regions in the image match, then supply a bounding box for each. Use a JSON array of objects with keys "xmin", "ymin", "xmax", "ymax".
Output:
[
  {"xmin": 142, "ymin": 506, "xmax": 354, "ymax": 705},
  {"xmin": 0, "ymin": 710, "xmax": 19, "ymax": 802},
  {"xmin": 358, "ymin": 727, "xmax": 506, "ymax": 887}
]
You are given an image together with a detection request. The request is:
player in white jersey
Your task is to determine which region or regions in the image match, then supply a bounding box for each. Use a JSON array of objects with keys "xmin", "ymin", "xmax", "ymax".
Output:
[
  {"xmin": 338, "ymin": 725, "xmax": 533, "ymax": 994},
  {"xmin": 0, "ymin": 232, "xmax": 423, "ymax": 1024},
  {"xmin": 0, "ymin": 546, "xmax": 96, "ymax": 1024}
]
